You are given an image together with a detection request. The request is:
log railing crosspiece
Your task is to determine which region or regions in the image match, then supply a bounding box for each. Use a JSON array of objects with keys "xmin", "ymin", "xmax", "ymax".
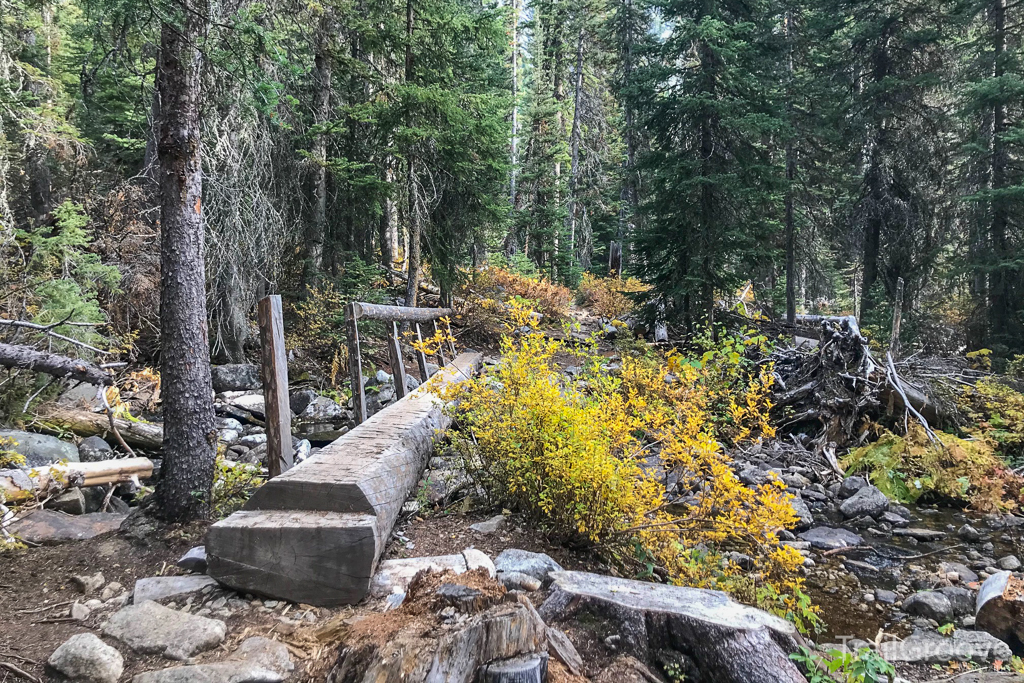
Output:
[{"xmin": 345, "ymin": 301, "xmax": 455, "ymax": 425}]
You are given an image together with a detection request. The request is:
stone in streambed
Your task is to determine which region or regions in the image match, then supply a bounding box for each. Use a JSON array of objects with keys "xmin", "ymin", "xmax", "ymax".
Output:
[
  {"xmin": 839, "ymin": 485, "xmax": 889, "ymax": 519},
  {"xmin": 893, "ymin": 527, "xmax": 946, "ymax": 542},
  {"xmin": 902, "ymin": 591, "xmax": 954, "ymax": 623},
  {"xmin": 798, "ymin": 526, "xmax": 863, "ymax": 551},
  {"xmin": 0, "ymin": 429, "xmax": 79, "ymax": 466},
  {"xmin": 210, "ymin": 364, "xmax": 261, "ymax": 393},
  {"xmin": 78, "ymin": 436, "xmax": 114, "ymax": 463},
  {"xmin": 879, "ymin": 629, "xmax": 1011, "ymax": 665},
  {"xmin": 838, "ymin": 476, "xmax": 868, "ymax": 499}
]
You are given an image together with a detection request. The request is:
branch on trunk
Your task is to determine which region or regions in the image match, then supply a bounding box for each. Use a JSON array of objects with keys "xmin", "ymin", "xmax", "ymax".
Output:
[{"xmin": 0, "ymin": 343, "xmax": 113, "ymax": 386}]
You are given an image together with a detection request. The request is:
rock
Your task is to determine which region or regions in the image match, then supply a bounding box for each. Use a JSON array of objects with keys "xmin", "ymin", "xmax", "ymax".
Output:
[
  {"xmin": 289, "ymin": 388, "xmax": 318, "ymax": 416},
  {"xmin": 300, "ymin": 396, "xmax": 347, "ymax": 422},
  {"xmin": 71, "ymin": 601, "xmax": 92, "ymax": 621},
  {"xmin": 294, "ymin": 439, "xmax": 311, "ymax": 464},
  {"xmin": 470, "ymin": 514, "xmax": 506, "ymax": 534},
  {"xmin": 239, "ymin": 433, "xmax": 267, "ymax": 448},
  {"xmin": 838, "ymin": 476, "xmax": 868, "ymax": 499},
  {"xmin": 546, "ymin": 627, "xmax": 583, "ymax": 676},
  {"xmin": 78, "ymin": 436, "xmax": 114, "ymax": 462},
  {"xmin": 177, "ymin": 546, "xmax": 208, "ymax": 573},
  {"xmin": 51, "ymin": 487, "xmax": 87, "ymax": 515},
  {"xmin": 738, "ymin": 467, "xmax": 769, "ymax": 487},
  {"xmin": 879, "ymin": 629, "xmax": 1011, "ymax": 664},
  {"xmin": 875, "ymin": 589, "xmax": 898, "ymax": 604},
  {"xmin": 370, "ymin": 549, "xmax": 495, "ymax": 598},
  {"xmin": 839, "ymin": 485, "xmax": 889, "ymax": 519},
  {"xmin": 72, "ymin": 572, "xmax": 106, "ymax": 595},
  {"xmin": 211, "ymin": 364, "xmax": 261, "ymax": 393},
  {"xmin": 540, "ymin": 571, "xmax": 804, "ymax": 683},
  {"xmin": 103, "ymin": 600, "xmax": 226, "ymax": 660},
  {"xmin": 495, "ymin": 549, "xmax": 564, "ymax": 585},
  {"xmin": 228, "ymin": 394, "xmax": 266, "ymax": 419},
  {"xmin": 797, "ymin": 527, "xmax": 863, "ymax": 551},
  {"xmin": 0, "ymin": 429, "xmax": 79, "ymax": 466},
  {"xmin": 893, "ymin": 527, "xmax": 946, "ymax": 542},
  {"xmin": 134, "ymin": 575, "xmax": 219, "ymax": 604},
  {"xmin": 48, "ymin": 633, "xmax": 124, "ymax": 683},
  {"xmin": 880, "ymin": 510, "xmax": 909, "ymax": 528},
  {"xmin": 132, "ymin": 636, "xmax": 294, "ymax": 683},
  {"xmin": 938, "ymin": 586, "xmax": 975, "ymax": 617},
  {"xmin": 903, "ymin": 591, "xmax": 954, "ymax": 623},
  {"xmin": 998, "ymin": 555, "xmax": 1021, "ymax": 571},
  {"xmin": 498, "ymin": 571, "xmax": 543, "ymax": 592},
  {"xmin": 101, "ymin": 582, "xmax": 124, "ymax": 602},
  {"xmin": 790, "ymin": 497, "xmax": 814, "ymax": 531},
  {"xmin": 959, "ymin": 524, "xmax": 984, "ymax": 542}
]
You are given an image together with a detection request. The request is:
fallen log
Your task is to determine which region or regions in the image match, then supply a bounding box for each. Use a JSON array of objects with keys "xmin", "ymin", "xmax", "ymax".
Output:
[
  {"xmin": 0, "ymin": 342, "xmax": 112, "ymax": 386},
  {"xmin": 538, "ymin": 571, "xmax": 805, "ymax": 683},
  {"xmin": 34, "ymin": 406, "xmax": 163, "ymax": 450},
  {"xmin": 0, "ymin": 457, "xmax": 153, "ymax": 504}
]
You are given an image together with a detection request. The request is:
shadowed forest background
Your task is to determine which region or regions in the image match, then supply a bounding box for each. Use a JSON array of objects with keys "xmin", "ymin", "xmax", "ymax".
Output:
[{"xmin": 1, "ymin": 0, "xmax": 1022, "ymax": 369}]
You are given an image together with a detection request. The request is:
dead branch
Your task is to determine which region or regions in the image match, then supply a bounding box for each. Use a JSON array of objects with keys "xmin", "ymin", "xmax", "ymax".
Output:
[
  {"xmin": 0, "ymin": 317, "xmax": 111, "ymax": 355},
  {"xmin": 0, "ymin": 343, "xmax": 113, "ymax": 386}
]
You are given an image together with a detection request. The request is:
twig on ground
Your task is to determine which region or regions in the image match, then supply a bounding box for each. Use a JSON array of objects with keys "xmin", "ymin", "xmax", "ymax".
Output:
[
  {"xmin": 898, "ymin": 543, "xmax": 965, "ymax": 561},
  {"xmin": 15, "ymin": 600, "xmax": 75, "ymax": 614},
  {"xmin": 0, "ymin": 660, "xmax": 41, "ymax": 682}
]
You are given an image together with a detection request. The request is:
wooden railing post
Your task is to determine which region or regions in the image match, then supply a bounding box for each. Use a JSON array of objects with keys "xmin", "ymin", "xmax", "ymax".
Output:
[
  {"xmin": 258, "ymin": 295, "xmax": 294, "ymax": 477},
  {"xmin": 388, "ymin": 321, "xmax": 408, "ymax": 400},
  {"xmin": 346, "ymin": 302, "xmax": 367, "ymax": 424},
  {"xmin": 414, "ymin": 323, "xmax": 430, "ymax": 380}
]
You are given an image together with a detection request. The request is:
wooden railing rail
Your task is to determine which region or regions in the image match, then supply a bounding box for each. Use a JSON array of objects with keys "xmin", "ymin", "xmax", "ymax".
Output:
[{"xmin": 345, "ymin": 302, "xmax": 457, "ymax": 424}]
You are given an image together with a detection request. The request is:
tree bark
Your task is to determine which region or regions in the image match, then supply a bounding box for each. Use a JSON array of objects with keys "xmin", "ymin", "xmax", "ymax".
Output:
[
  {"xmin": 404, "ymin": 0, "xmax": 422, "ymax": 308},
  {"xmin": 308, "ymin": 12, "xmax": 333, "ymax": 283},
  {"xmin": 567, "ymin": 25, "xmax": 585, "ymax": 268},
  {"xmin": 988, "ymin": 0, "xmax": 1011, "ymax": 343},
  {"xmin": 154, "ymin": 0, "xmax": 217, "ymax": 522},
  {"xmin": 0, "ymin": 343, "xmax": 112, "ymax": 385},
  {"xmin": 784, "ymin": 10, "xmax": 796, "ymax": 325}
]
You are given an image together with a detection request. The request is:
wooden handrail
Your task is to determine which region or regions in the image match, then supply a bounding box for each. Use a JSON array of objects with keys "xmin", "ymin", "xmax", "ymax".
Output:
[
  {"xmin": 345, "ymin": 302, "xmax": 458, "ymax": 424},
  {"xmin": 349, "ymin": 302, "xmax": 452, "ymax": 323}
]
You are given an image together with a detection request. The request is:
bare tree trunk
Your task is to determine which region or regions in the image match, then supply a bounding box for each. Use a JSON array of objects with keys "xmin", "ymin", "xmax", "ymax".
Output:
[
  {"xmin": 784, "ymin": 10, "xmax": 796, "ymax": 325},
  {"xmin": 988, "ymin": 0, "xmax": 1010, "ymax": 342},
  {"xmin": 308, "ymin": 13, "xmax": 332, "ymax": 283},
  {"xmin": 567, "ymin": 26, "xmax": 585, "ymax": 267},
  {"xmin": 404, "ymin": 0, "xmax": 421, "ymax": 308},
  {"xmin": 154, "ymin": 0, "xmax": 217, "ymax": 522}
]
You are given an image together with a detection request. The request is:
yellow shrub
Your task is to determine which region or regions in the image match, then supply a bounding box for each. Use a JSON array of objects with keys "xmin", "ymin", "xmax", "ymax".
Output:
[
  {"xmin": 577, "ymin": 273, "xmax": 651, "ymax": 319},
  {"xmin": 473, "ymin": 267, "xmax": 573, "ymax": 320},
  {"xmin": 444, "ymin": 301, "xmax": 807, "ymax": 618}
]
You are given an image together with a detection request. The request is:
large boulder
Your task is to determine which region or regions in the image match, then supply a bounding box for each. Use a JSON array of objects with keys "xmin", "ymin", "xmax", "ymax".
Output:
[
  {"xmin": 211, "ymin": 364, "xmax": 261, "ymax": 393},
  {"xmin": 300, "ymin": 396, "xmax": 348, "ymax": 422},
  {"xmin": 837, "ymin": 476, "xmax": 868, "ymax": 499},
  {"xmin": 48, "ymin": 633, "xmax": 124, "ymax": 683},
  {"xmin": 839, "ymin": 485, "xmax": 889, "ymax": 519},
  {"xmin": 102, "ymin": 600, "xmax": 226, "ymax": 660},
  {"xmin": 0, "ymin": 429, "xmax": 79, "ymax": 466}
]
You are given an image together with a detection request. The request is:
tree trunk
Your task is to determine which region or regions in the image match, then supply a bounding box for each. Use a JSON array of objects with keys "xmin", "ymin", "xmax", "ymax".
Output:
[
  {"xmin": 784, "ymin": 10, "xmax": 796, "ymax": 325},
  {"xmin": 988, "ymin": 0, "xmax": 1010, "ymax": 343},
  {"xmin": 154, "ymin": 1, "xmax": 217, "ymax": 522},
  {"xmin": 308, "ymin": 13, "xmax": 332, "ymax": 283},
  {"xmin": 404, "ymin": 0, "xmax": 422, "ymax": 308},
  {"xmin": 567, "ymin": 26, "xmax": 585, "ymax": 267}
]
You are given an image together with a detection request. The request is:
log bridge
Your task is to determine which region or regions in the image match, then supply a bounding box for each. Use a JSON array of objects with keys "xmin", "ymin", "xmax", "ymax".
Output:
[{"xmin": 208, "ymin": 302, "xmax": 480, "ymax": 607}]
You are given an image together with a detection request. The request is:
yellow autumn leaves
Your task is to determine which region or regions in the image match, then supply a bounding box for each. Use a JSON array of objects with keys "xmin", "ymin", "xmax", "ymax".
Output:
[{"xmin": 444, "ymin": 300, "xmax": 808, "ymax": 619}]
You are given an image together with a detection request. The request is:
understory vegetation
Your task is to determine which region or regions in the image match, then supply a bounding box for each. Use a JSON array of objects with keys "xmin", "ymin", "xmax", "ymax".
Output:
[{"xmin": 444, "ymin": 300, "xmax": 815, "ymax": 627}]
